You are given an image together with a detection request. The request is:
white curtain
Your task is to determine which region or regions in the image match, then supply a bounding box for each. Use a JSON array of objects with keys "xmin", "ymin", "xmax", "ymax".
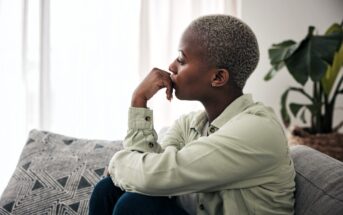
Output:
[
  {"xmin": 0, "ymin": 0, "xmax": 25, "ymax": 195},
  {"xmin": 47, "ymin": 0, "xmax": 141, "ymax": 139},
  {"xmin": 0, "ymin": 0, "xmax": 237, "ymax": 195}
]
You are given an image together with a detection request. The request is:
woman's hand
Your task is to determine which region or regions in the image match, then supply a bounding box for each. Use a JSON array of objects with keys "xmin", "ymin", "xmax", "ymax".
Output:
[{"xmin": 131, "ymin": 68, "xmax": 173, "ymax": 108}]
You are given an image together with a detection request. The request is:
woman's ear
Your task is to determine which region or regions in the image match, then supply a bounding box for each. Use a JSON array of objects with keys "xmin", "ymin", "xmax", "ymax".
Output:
[{"xmin": 211, "ymin": 69, "xmax": 229, "ymax": 87}]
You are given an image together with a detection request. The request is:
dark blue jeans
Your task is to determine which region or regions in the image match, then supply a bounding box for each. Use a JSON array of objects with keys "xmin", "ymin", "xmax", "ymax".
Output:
[{"xmin": 89, "ymin": 177, "xmax": 189, "ymax": 215}]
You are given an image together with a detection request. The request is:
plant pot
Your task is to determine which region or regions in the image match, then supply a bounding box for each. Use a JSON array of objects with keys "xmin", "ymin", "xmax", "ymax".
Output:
[{"xmin": 288, "ymin": 129, "xmax": 343, "ymax": 161}]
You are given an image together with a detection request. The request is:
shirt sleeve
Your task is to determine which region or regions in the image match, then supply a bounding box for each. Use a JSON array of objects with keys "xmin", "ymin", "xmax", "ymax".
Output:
[
  {"xmin": 121, "ymin": 107, "xmax": 162, "ymax": 153},
  {"xmin": 108, "ymin": 111, "xmax": 288, "ymax": 196}
]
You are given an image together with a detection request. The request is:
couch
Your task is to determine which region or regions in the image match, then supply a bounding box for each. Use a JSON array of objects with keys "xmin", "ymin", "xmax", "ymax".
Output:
[{"xmin": 0, "ymin": 130, "xmax": 342, "ymax": 214}]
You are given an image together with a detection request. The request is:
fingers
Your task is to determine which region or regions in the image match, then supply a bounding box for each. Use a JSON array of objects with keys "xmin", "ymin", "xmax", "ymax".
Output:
[
  {"xmin": 133, "ymin": 68, "xmax": 173, "ymax": 106},
  {"xmin": 164, "ymin": 79, "xmax": 173, "ymax": 101},
  {"xmin": 152, "ymin": 68, "xmax": 173, "ymax": 101}
]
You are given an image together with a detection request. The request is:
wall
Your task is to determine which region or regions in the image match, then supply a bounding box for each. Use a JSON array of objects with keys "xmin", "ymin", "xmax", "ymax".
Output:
[{"xmin": 241, "ymin": 0, "xmax": 343, "ymax": 132}]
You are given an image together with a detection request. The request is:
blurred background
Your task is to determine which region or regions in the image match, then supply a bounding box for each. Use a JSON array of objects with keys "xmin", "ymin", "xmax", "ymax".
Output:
[{"xmin": 0, "ymin": 0, "xmax": 342, "ymax": 195}]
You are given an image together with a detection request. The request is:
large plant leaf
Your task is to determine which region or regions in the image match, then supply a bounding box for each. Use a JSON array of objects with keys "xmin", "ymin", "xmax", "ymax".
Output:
[
  {"xmin": 325, "ymin": 23, "xmax": 343, "ymax": 37},
  {"xmin": 311, "ymin": 34, "xmax": 342, "ymax": 64},
  {"xmin": 309, "ymin": 34, "xmax": 342, "ymax": 81},
  {"xmin": 284, "ymin": 39, "xmax": 311, "ymax": 85},
  {"xmin": 284, "ymin": 26, "xmax": 342, "ymax": 85},
  {"xmin": 265, "ymin": 40, "xmax": 298, "ymax": 81},
  {"xmin": 321, "ymin": 23, "xmax": 343, "ymax": 95},
  {"xmin": 321, "ymin": 44, "xmax": 343, "ymax": 95},
  {"xmin": 269, "ymin": 40, "xmax": 298, "ymax": 64},
  {"xmin": 264, "ymin": 62, "xmax": 285, "ymax": 81}
]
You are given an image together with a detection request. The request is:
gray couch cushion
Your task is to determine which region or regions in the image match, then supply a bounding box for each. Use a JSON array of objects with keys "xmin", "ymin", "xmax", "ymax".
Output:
[
  {"xmin": 290, "ymin": 145, "xmax": 343, "ymax": 215},
  {"xmin": 0, "ymin": 130, "xmax": 123, "ymax": 214}
]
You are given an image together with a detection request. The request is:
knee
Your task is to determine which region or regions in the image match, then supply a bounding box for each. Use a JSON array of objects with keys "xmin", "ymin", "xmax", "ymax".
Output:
[
  {"xmin": 91, "ymin": 177, "xmax": 114, "ymax": 197},
  {"xmin": 91, "ymin": 176, "xmax": 124, "ymax": 202},
  {"xmin": 113, "ymin": 193, "xmax": 157, "ymax": 215},
  {"xmin": 113, "ymin": 193, "xmax": 179, "ymax": 215},
  {"xmin": 89, "ymin": 177, "xmax": 125, "ymax": 215},
  {"xmin": 112, "ymin": 193, "xmax": 131, "ymax": 215}
]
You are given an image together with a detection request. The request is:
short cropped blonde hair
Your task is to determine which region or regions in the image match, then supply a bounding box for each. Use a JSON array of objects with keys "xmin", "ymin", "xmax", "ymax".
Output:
[{"xmin": 188, "ymin": 15, "xmax": 259, "ymax": 89}]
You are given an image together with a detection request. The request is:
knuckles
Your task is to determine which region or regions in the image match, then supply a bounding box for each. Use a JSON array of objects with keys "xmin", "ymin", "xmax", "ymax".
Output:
[{"xmin": 150, "ymin": 68, "xmax": 171, "ymax": 80}]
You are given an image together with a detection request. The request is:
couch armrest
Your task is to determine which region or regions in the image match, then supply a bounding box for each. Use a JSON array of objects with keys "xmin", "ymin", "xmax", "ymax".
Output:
[{"xmin": 290, "ymin": 145, "xmax": 343, "ymax": 215}]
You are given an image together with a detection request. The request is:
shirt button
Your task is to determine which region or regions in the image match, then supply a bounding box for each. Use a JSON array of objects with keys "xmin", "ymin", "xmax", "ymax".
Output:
[
  {"xmin": 145, "ymin": 116, "xmax": 151, "ymax": 121},
  {"xmin": 209, "ymin": 127, "xmax": 215, "ymax": 133},
  {"xmin": 199, "ymin": 204, "xmax": 205, "ymax": 210},
  {"xmin": 148, "ymin": 142, "xmax": 154, "ymax": 148}
]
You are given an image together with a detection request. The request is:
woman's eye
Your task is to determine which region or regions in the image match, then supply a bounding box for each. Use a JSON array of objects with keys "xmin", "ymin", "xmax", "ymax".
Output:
[
  {"xmin": 177, "ymin": 58, "xmax": 185, "ymax": 65},
  {"xmin": 176, "ymin": 51, "xmax": 186, "ymax": 65}
]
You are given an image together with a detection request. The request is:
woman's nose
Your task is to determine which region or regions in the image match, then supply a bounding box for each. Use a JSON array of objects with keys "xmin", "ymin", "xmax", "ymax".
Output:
[{"xmin": 169, "ymin": 60, "xmax": 177, "ymax": 74}]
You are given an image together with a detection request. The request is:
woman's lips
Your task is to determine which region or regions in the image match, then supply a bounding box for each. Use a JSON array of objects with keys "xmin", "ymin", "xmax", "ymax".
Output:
[{"xmin": 170, "ymin": 74, "xmax": 176, "ymax": 87}]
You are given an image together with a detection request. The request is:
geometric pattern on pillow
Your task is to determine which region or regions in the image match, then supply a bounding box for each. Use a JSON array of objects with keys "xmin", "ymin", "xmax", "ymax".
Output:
[{"xmin": 0, "ymin": 129, "xmax": 123, "ymax": 215}]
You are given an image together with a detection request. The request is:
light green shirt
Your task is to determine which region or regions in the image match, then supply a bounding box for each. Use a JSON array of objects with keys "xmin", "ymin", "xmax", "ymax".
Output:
[{"xmin": 109, "ymin": 94, "xmax": 295, "ymax": 215}]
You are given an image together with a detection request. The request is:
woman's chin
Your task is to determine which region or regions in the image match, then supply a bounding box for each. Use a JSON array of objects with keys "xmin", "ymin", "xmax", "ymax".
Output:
[
  {"xmin": 174, "ymin": 90, "xmax": 194, "ymax": 101},
  {"xmin": 174, "ymin": 92, "xmax": 189, "ymax": 101},
  {"xmin": 174, "ymin": 91, "xmax": 182, "ymax": 100}
]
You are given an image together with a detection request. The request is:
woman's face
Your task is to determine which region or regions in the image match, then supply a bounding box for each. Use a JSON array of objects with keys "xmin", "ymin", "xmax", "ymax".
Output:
[{"xmin": 169, "ymin": 28, "xmax": 214, "ymax": 101}]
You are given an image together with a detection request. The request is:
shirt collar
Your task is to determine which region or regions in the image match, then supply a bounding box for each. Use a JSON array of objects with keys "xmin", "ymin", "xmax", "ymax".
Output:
[
  {"xmin": 190, "ymin": 111, "xmax": 208, "ymax": 134},
  {"xmin": 190, "ymin": 94, "xmax": 254, "ymax": 132}
]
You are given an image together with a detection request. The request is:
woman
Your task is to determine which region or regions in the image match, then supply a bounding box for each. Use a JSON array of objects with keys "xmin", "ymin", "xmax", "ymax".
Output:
[{"xmin": 89, "ymin": 15, "xmax": 295, "ymax": 215}]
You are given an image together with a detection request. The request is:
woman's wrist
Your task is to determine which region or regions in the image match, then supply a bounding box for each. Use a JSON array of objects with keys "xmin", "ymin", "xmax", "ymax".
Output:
[{"xmin": 131, "ymin": 94, "xmax": 148, "ymax": 108}]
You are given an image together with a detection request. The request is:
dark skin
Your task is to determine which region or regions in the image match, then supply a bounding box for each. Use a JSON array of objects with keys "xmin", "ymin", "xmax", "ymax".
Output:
[{"xmin": 131, "ymin": 27, "xmax": 243, "ymax": 123}]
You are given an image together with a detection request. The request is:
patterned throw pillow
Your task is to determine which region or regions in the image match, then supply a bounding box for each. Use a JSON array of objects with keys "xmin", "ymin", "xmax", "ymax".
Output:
[{"xmin": 0, "ymin": 130, "xmax": 123, "ymax": 215}]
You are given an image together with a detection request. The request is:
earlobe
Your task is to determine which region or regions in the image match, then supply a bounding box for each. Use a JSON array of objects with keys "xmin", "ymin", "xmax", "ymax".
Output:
[{"xmin": 211, "ymin": 69, "xmax": 229, "ymax": 87}]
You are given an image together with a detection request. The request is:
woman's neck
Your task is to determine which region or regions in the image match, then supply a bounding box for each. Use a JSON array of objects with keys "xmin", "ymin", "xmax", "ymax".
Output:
[{"xmin": 202, "ymin": 91, "xmax": 243, "ymax": 124}]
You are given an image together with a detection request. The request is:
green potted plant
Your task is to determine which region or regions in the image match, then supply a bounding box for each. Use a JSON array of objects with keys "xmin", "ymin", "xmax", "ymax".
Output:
[{"xmin": 264, "ymin": 21, "xmax": 343, "ymax": 160}]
